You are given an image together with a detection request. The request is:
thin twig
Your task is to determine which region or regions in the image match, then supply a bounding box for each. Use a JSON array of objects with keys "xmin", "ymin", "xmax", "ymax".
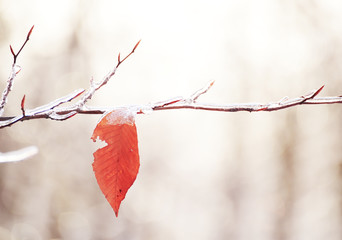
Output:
[
  {"xmin": 11, "ymin": 25, "xmax": 34, "ymax": 64},
  {"xmin": 76, "ymin": 40, "xmax": 141, "ymax": 108},
  {"xmin": 190, "ymin": 80, "xmax": 215, "ymax": 102}
]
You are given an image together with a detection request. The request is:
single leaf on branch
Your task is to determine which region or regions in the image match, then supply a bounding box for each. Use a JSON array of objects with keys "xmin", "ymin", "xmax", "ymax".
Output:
[{"xmin": 91, "ymin": 108, "xmax": 140, "ymax": 217}]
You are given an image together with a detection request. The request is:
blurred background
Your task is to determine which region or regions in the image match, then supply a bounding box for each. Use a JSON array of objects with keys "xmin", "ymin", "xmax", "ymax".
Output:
[{"xmin": 1, "ymin": 0, "xmax": 342, "ymax": 239}]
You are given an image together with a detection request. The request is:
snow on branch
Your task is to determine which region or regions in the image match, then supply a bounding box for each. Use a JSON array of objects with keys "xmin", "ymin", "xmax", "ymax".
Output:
[{"xmin": 1, "ymin": 27, "xmax": 342, "ymax": 129}]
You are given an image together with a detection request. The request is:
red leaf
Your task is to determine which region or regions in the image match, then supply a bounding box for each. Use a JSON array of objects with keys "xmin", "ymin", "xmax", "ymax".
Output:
[{"xmin": 91, "ymin": 109, "xmax": 139, "ymax": 217}]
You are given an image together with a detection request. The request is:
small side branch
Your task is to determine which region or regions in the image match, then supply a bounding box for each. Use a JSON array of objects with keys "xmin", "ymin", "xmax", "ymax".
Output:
[
  {"xmin": 0, "ymin": 39, "xmax": 141, "ymax": 128},
  {"xmin": 11, "ymin": 25, "xmax": 34, "ymax": 64},
  {"xmin": 190, "ymin": 80, "xmax": 215, "ymax": 102},
  {"xmin": 75, "ymin": 40, "xmax": 141, "ymax": 108},
  {"xmin": 0, "ymin": 26, "xmax": 34, "ymax": 116}
]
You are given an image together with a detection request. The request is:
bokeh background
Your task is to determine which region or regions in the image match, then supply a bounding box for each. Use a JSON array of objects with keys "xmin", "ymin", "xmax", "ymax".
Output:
[{"xmin": 1, "ymin": 0, "xmax": 342, "ymax": 239}]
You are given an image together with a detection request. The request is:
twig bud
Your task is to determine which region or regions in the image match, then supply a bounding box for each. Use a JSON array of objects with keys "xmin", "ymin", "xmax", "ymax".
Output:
[
  {"xmin": 9, "ymin": 45, "xmax": 15, "ymax": 56},
  {"xmin": 133, "ymin": 40, "xmax": 141, "ymax": 52},
  {"xmin": 21, "ymin": 95, "xmax": 26, "ymax": 116},
  {"xmin": 27, "ymin": 25, "xmax": 34, "ymax": 40},
  {"xmin": 312, "ymin": 85, "xmax": 324, "ymax": 98}
]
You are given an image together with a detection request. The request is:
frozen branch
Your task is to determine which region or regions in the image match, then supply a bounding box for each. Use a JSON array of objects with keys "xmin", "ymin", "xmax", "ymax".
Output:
[
  {"xmin": 151, "ymin": 84, "xmax": 338, "ymax": 112},
  {"xmin": 0, "ymin": 37, "xmax": 141, "ymax": 128},
  {"xmin": 0, "ymin": 146, "xmax": 38, "ymax": 163},
  {"xmin": 1, "ymin": 28, "xmax": 342, "ymax": 129},
  {"xmin": 1, "ymin": 79, "xmax": 341, "ymax": 129},
  {"xmin": 0, "ymin": 26, "xmax": 34, "ymax": 116},
  {"xmin": 75, "ymin": 40, "xmax": 141, "ymax": 108}
]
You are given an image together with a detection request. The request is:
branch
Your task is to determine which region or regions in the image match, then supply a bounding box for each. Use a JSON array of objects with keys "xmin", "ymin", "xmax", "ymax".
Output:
[
  {"xmin": 75, "ymin": 40, "xmax": 141, "ymax": 108},
  {"xmin": 1, "ymin": 79, "xmax": 342, "ymax": 129},
  {"xmin": 1, "ymin": 28, "xmax": 342, "ymax": 129},
  {"xmin": 0, "ymin": 146, "xmax": 38, "ymax": 163},
  {"xmin": 0, "ymin": 39, "xmax": 141, "ymax": 128},
  {"xmin": 151, "ymin": 84, "xmax": 338, "ymax": 112},
  {"xmin": 0, "ymin": 26, "xmax": 34, "ymax": 116},
  {"xmin": 11, "ymin": 25, "xmax": 34, "ymax": 64}
]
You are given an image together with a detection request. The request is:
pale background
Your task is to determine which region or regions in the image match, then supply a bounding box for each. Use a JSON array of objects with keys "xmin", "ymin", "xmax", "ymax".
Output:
[{"xmin": 1, "ymin": 1, "xmax": 342, "ymax": 239}]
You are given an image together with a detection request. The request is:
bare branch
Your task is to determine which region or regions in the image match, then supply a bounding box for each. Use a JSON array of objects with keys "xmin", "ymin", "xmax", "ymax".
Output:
[
  {"xmin": 30, "ymin": 88, "xmax": 85, "ymax": 114},
  {"xmin": 117, "ymin": 39, "xmax": 141, "ymax": 67},
  {"xmin": 1, "ymin": 29, "xmax": 342, "ymax": 129},
  {"xmin": 75, "ymin": 40, "xmax": 141, "ymax": 108},
  {"xmin": 152, "ymin": 85, "xmax": 342, "ymax": 112},
  {"xmin": 151, "ymin": 97, "xmax": 184, "ymax": 109},
  {"xmin": 0, "ymin": 26, "xmax": 34, "ymax": 116},
  {"xmin": 190, "ymin": 80, "xmax": 215, "ymax": 102},
  {"xmin": 1, "ymin": 80, "xmax": 342, "ymax": 129},
  {"xmin": 0, "ymin": 38, "xmax": 141, "ymax": 128},
  {"xmin": 0, "ymin": 88, "xmax": 84, "ymax": 128},
  {"xmin": 12, "ymin": 25, "xmax": 34, "ymax": 64}
]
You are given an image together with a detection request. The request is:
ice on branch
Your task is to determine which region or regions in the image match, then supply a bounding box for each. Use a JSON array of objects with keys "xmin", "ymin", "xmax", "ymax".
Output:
[
  {"xmin": 0, "ymin": 146, "xmax": 38, "ymax": 163},
  {"xmin": 0, "ymin": 26, "xmax": 33, "ymax": 116},
  {"xmin": 1, "ymin": 27, "xmax": 342, "ymax": 129}
]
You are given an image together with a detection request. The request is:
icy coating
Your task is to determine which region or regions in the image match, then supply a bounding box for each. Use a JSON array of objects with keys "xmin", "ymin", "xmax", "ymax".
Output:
[{"xmin": 100, "ymin": 108, "xmax": 136, "ymax": 126}]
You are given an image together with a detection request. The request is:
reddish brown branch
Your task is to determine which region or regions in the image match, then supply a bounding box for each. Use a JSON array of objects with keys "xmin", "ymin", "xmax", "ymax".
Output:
[
  {"xmin": 117, "ymin": 39, "xmax": 140, "ymax": 67},
  {"xmin": 11, "ymin": 25, "xmax": 34, "ymax": 64}
]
